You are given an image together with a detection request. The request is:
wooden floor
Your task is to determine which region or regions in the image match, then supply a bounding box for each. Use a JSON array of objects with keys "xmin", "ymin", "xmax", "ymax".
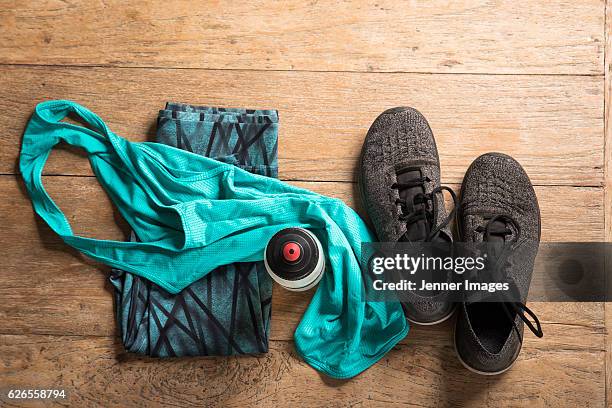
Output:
[{"xmin": 0, "ymin": 1, "xmax": 610, "ymax": 406}]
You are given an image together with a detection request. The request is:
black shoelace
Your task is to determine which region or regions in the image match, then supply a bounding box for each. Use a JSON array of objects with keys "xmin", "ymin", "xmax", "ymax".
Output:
[
  {"xmin": 476, "ymin": 215, "xmax": 543, "ymax": 341},
  {"xmin": 391, "ymin": 176, "xmax": 457, "ymax": 242}
]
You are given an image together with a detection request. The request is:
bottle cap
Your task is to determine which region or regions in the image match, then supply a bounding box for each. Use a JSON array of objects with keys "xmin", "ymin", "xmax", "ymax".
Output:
[{"xmin": 264, "ymin": 227, "xmax": 325, "ymax": 291}]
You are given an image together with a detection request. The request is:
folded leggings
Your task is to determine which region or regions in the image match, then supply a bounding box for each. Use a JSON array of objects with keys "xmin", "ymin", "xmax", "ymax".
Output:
[{"xmin": 110, "ymin": 102, "xmax": 279, "ymax": 357}]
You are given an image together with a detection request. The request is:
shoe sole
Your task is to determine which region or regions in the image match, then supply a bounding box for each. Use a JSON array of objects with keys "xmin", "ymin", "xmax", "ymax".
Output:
[{"xmin": 406, "ymin": 303, "xmax": 456, "ymax": 326}]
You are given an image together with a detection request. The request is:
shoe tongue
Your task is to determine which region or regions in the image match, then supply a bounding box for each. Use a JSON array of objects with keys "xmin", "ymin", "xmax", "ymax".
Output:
[
  {"xmin": 396, "ymin": 169, "xmax": 429, "ymax": 241},
  {"xmin": 483, "ymin": 219, "xmax": 507, "ymax": 244}
]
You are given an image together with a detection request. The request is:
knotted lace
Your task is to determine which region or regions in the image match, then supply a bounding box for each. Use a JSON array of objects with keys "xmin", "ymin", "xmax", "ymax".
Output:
[
  {"xmin": 391, "ymin": 174, "xmax": 457, "ymax": 242},
  {"xmin": 475, "ymin": 215, "xmax": 543, "ymax": 341}
]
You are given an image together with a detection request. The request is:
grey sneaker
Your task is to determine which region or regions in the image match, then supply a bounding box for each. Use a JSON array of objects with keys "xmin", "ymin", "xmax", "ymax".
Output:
[
  {"xmin": 455, "ymin": 152, "xmax": 543, "ymax": 375},
  {"xmin": 358, "ymin": 107, "xmax": 456, "ymax": 325}
]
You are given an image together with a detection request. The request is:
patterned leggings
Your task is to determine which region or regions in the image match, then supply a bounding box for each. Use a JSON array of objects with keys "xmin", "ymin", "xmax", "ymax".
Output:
[{"xmin": 110, "ymin": 102, "xmax": 279, "ymax": 357}]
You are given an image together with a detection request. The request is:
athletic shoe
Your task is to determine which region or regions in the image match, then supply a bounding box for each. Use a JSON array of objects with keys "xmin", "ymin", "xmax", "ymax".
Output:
[
  {"xmin": 358, "ymin": 107, "xmax": 456, "ymax": 325},
  {"xmin": 455, "ymin": 152, "xmax": 543, "ymax": 375}
]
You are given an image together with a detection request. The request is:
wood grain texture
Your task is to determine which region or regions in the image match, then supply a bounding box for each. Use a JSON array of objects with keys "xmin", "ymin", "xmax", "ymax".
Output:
[
  {"xmin": 0, "ymin": 66, "xmax": 603, "ymax": 186},
  {"xmin": 0, "ymin": 334, "xmax": 605, "ymax": 408},
  {"xmin": 603, "ymin": 1, "xmax": 612, "ymax": 406},
  {"xmin": 607, "ymin": 0, "xmax": 612, "ymax": 245},
  {"xmin": 0, "ymin": 0, "xmax": 603, "ymax": 75},
  {"xmin": 0, "ymin": 175, "xmax": 604, "ymax": 340}
]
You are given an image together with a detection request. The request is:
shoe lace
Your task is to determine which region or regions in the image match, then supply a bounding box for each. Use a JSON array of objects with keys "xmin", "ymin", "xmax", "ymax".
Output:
[
  {"xmin": 475, "ymin": 215, "xmax": 543, "ymax": 341},
  {"xmin": 391, "ymin": 175, "xmax": 457, "ymax": 242}
]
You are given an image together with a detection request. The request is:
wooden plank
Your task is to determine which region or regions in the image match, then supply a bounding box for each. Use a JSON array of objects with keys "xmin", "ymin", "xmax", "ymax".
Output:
[
  {"xmin": 0, "ymin": 335, "xmax": 604, "ymax": 408},
  {"xmin": 5, "ymin": 176, "xmax": 604, "ymax": 242},
  {"xmin": 0, "ymin": 175, "xmax": 604, "ymax": 341},
  {"xmin": 604, "ymin": 0, "xmax": 612, "ymax": 405},
  {"xmin": 0, "ymin": 66, "xmax": 603, "ymax": 186},
  {"xmin": 0, "ymin": 0, "xmax": 603, "ymax": 75}
]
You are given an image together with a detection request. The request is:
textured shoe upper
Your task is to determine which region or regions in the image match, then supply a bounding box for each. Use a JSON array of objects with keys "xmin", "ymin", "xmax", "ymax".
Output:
[
  {"xmin": 456, "ymin": 152, "xmax": 541, "ymax": 373},
  {"xmin": 359, "ymin": 107, "xmax": 454, "ymax": 324},
  {"xmin": 459, "ymin": 152, "xmax": 541, "ymax": 302},
  {"xmin": 359, "ymin": 107, "xmax": 451, "ymax": 243},
  {"xmin": 455, "ymin": 301, "xmax": 524, "ymax": 373}
]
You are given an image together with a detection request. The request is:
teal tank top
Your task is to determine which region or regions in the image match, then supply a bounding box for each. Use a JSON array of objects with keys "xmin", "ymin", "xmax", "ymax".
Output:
[{"xmin": 19, "ymin": 100, "xmax": 408, "ymax": 379}]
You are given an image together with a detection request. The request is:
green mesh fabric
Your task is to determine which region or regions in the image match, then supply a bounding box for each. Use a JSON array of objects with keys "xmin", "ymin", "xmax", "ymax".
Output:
[{"xmin": 20, "ymin": 100, "xmax": 408, "ymax": 379}]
